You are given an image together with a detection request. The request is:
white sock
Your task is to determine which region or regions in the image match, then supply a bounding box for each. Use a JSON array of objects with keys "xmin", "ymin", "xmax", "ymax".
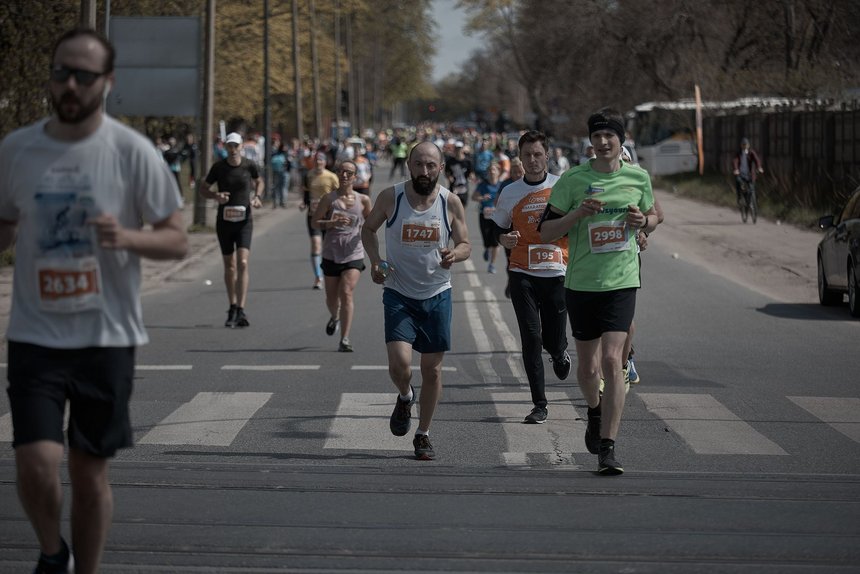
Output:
[
  {"xmin": 415, "ymin": 429, "xmax": 428, "ymax": 436},
  {"xmin": 399, "ymin": 388, "xmax": 413, "ymax": 402}
]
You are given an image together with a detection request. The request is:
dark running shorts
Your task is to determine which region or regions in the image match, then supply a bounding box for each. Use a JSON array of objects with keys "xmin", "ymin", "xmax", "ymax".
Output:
[
  {"xmin": 383, "ymin": 288, "xmax": 452, "ymax": 354},
  {"xmin": 321, "ymin": 257, "xmax": 366, "ymax": 277},
  {"xmin": 216, "ymin": 217, "xmax": 253, "ymax": 255},
  {"xmin": 566, "ymin": 288, "xmax": 637, "ymax": 341},
  {"xmin": 6, "ymin": 341, "xmax": 135, "ymax": 457}
]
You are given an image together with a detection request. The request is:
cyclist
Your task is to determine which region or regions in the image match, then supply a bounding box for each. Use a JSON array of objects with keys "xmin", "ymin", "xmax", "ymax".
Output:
[{"xmin": 732, "ymin": 137, "xmax": 763, "ymax": 207}]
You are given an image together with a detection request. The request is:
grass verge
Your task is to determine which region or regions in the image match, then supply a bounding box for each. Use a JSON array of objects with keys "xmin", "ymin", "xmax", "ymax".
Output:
[{"xmin": 654, "ymin": 173, "xmax": 825, "ymax": 231}]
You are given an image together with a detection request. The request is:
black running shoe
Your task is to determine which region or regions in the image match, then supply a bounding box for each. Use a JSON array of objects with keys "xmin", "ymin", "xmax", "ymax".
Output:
[
  {"xmin": 585, "ymin": 406, "xmax": 601, "ymax": 454},
  {"xmin": 389, "ymin": 386, "xmax": 415, "ymax": 436},
  {"xmin": 235, "ymin": 308, "xmax": 250, "ymax": 327},
  {"xmin": 523, "ymin": 406, "xmax": 548, "ymax": 424},
  {"xmin": 225, "ymin": 305, "xmax": 238, "ymax": 328},
  {"xmin": 598, "ymin": 441, "xmax": 624, "ymax": 475},
  {"xmin": 413, "ymin": 434, "xmax": 435, "ymax": 460},
  {"xmin": 32, "ymin": 538, "xmax": 73, "ymax": 574},
  {"xmin": 326, "ymin": 316, "xmax": 339, "ymax": 336},
  {"xmin": 550, "ymin": 350, "xmax": 571, "ymax": 380}
]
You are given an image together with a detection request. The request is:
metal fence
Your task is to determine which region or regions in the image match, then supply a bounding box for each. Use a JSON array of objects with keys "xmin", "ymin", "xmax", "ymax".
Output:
[{"xmin": 701, "ymin": 100, "xmax": 860, "ymax": 206}]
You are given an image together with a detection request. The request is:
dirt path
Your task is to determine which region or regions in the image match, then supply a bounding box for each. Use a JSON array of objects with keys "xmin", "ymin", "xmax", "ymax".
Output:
[{"xmin": 650, "ymin": 188, "xmax": 821, "ymax": 305}]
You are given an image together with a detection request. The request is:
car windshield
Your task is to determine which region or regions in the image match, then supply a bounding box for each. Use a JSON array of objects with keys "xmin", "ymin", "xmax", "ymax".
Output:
[{"xmin": 839, "ymin": 189, "xmax": 860, "ymax": 223}]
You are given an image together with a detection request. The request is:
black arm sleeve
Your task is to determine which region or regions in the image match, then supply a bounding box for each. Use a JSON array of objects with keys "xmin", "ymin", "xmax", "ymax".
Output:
[{"xmin": 536, "ymin": 204, "xmax": 563, "ymax": 231}]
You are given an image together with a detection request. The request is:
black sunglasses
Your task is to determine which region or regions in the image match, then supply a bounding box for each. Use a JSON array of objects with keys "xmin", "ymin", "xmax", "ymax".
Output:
[{"xmin": 50, "ymin": 66, "xmax": 107, "ymax": 87}]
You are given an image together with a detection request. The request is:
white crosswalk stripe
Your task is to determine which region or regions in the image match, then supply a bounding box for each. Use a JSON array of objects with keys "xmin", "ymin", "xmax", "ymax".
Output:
[
  {"xmin": 137, "ymin": 392, "xmax": 272, "ymax": 446},
  {"xmin": 492, "ymin": 392, "xmax": 589, "ymax": 465},
  {"xmin": 788, "ymin": 396, "xmax": 860, "ymax": 444},
  {"xmin": 639, "ymin": 393, "xmax": 788, "ymax": 455},
  {"xmin": 323, "ymin": 392, "xmax": 411, "ymax": 452}
]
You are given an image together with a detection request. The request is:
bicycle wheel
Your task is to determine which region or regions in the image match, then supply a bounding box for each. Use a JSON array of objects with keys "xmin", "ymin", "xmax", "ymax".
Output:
[
  {"xmin": 750, "ymin": 191, "xmax": 757, "ymax": 224},
  {"xmin": 740, "ymin": 193, "xmax": 749, "ymax": 223}
]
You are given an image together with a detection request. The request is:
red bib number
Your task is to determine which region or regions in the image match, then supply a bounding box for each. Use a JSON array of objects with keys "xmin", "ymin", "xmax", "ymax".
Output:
[{"xmin": 588, "ymin": 221, "xmax": 629, "ymax": 253}]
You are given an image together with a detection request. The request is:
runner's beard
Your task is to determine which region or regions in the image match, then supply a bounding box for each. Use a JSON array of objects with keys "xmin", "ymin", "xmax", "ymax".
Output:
[
  {"xmin": 412, "ymin": 174, "xmax": 438, "ymax": 196},
  {"xmin": 51, "ymin": 91, "xmax": 102, "ymax": 124}
]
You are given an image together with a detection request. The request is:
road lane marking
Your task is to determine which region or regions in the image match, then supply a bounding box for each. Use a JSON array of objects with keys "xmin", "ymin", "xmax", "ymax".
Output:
[
  {"xmin": 483, "ymin": 286, "xmax": 527, "ymax": 382},
  {"xmin": 639, "ymin": 393, "xmax": 788, "ymax": 455},
  {"xmin": 463, "ymin": 258, "xmax": 482, "ymax": 287},
  {"xmin": 351, "ymin": 365, "xmax": 458, "ymax": 372},
  {"xmin": 137, "ymin": 392, "xmax": 272, "ymax": 446},
  {"xmin": 136, "ymin": 365, "xmax": 193, "ymax": 371},
  {"xmin": 788, "ymin": 396, "xmax": 860, "ymax": 443},
  {"xmin": 492, "ymin": 392, "xmax": 589, "ymax": 462},
  {"xmin": 221, "ymin": 365, "xmax": 320, "ymax": 371},
  {"xmin": 463, "ymin": 289, "xmax": 500, "ymax": 385},
  {"xmin": 323, "ymin": 393, "xmax": 411, "ymax": 452}
]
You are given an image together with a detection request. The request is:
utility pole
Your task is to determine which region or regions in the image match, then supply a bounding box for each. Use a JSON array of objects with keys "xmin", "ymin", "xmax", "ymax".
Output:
[
  {"xmin": 195, "ymin": 0, "xmax": 215, "ymax": 226},
  {"xmin": 346, "ymin": 11, "xmax": 356, "ymax": 136},
  {"xmin": 309, "ymin": 0, "xmax": 323, "ymax": 141},
  {"xmin": 80, "ymin": 0, "xmax": 96, "ymax": 27},
  {"xmin": 263, "ymin": 0, "xmax": 271, "ymax": 199},
  {"xmin": 292, "ymin": 0, "xmax": 304, "ymax": 142},
  {"xmin": 334, "ymin": 0, "xmax": 341, "ymax": 142}
]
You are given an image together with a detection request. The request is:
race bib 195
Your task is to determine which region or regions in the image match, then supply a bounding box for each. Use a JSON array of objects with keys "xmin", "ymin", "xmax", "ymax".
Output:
[{"xmin": 527, "ymin": 244, "xmax": 565, "ymax": 271}]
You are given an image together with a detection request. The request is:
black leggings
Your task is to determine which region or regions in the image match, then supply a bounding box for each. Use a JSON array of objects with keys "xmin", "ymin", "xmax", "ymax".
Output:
[{"xmin": 509, "ymin": 272, "xmax": 568, "ymax": 407}]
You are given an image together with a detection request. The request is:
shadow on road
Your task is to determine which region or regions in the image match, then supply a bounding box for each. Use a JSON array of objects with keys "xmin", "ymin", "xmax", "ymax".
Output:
[{"xmin": 756, "ymin": 302, "xmax": 853, "ymax": 321}]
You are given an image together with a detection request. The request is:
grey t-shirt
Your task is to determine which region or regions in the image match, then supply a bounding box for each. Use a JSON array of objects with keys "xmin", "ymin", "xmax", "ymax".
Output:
[{"xmin": 0, "ymin": 115, "xmax": 183, "ymax": 347}]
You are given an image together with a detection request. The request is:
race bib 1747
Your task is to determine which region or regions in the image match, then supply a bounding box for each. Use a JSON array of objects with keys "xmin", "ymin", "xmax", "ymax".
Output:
[{"xmin": 401, "ymin": 218, "xmax": 441, "ymax": 247}]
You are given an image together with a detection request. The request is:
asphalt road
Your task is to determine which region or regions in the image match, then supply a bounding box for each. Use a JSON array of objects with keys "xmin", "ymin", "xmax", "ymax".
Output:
[{"xmin": 1, "ymin": 164, "xmax": 858, "ymax": 573}]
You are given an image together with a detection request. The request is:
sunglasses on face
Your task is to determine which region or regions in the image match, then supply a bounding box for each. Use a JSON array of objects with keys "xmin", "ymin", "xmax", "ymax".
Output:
[
  {"xmin": 50, "ymin": 66, "xmax": 107, "ymax": 86},
  {"xmin": 340, "ymin": 170, "xmax": 356, "ymax": 176}
]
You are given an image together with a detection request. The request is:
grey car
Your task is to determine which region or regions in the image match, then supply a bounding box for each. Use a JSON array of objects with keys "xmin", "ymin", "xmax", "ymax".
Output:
[{"xmin": 817, "ymin": 185, "xmax": 860, "ymax": 317}]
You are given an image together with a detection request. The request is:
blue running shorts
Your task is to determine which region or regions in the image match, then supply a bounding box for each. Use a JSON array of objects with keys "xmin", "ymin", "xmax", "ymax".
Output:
[{"xmin": 383, "ymin": 288, "xmax": 452, "ymax": 353}]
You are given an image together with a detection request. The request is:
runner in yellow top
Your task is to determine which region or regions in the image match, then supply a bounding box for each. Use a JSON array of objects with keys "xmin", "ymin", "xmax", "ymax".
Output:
[
  {"xmin": 492, "ymin": 130, "xmax": 570, "ymax": 424},
  {"xmin": 301, "ymin": 152, "xmax": 339, "ymax": 289},
  {"xmin": 539, "ymin": 107, "xmax": 658, "ymax": 475}
]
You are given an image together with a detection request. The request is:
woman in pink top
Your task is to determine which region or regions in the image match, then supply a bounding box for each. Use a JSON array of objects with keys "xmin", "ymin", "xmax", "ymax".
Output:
[{"xmin": 312, "ymin": 161, "xmax": 372, "ymax": 351}]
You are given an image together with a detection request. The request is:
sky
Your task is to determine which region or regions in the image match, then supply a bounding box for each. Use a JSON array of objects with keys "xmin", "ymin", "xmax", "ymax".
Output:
[{"xmin": 430, "ymin": 0, "xmax": 483, "ymax": 82}]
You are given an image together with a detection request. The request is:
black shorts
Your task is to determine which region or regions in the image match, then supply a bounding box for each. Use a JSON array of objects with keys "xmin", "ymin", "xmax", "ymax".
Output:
[
  {"xmin": 479, "ymin": 213, "xmax": 499, "ymax": 248},
  {"xmin": 6, "ymin": 341, "xmax": 135, "ymax": 457},
  {"xmin": 321, "ymin": 257, "xmax": 366, "ymax": 277},
  {"xmin": 566, "ymin": 288, "xmax": 637, "ymax": 341},
  {"xmin": 216, "ymin": 217, "xmax": 253, "ymax": 255}
]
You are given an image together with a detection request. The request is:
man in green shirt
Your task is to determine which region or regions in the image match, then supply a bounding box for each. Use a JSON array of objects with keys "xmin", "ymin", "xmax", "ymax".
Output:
[{"xmin": 539, "ymin": 107, "xmax": 658, "ymax": 475}]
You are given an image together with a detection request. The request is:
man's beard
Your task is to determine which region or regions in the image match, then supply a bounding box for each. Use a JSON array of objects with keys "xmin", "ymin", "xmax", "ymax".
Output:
[
  {"xmin": 51, "ymin": 91, "xmax": 102, "ymax": 124},
  {"xmin": 411, "ymin": 174, "xmax": 438, "ymax": 196}
]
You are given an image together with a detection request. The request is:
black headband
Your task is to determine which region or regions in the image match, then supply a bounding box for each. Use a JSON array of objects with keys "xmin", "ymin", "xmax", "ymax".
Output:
[{"xmin": 588, "ymin": 115, "xmax": 625, "ymax": 144}]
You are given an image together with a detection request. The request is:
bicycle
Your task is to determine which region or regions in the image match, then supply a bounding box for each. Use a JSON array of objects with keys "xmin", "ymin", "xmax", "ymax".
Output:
[{"xmin": 736, "ymin": 177, "xmax": 757, "ymax": 224}]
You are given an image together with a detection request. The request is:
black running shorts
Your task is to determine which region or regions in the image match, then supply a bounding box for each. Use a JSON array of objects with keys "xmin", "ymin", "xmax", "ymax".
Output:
[
  {"xmin": 216, "ymin": 217, "xmax": 254, "ymax": 255},
  {"xmin": 6, "ymin": 341, "xmax": 135, "ymax": 457},
  {"xmin": 321, "ymin": 257, "xmax": 366, "ymax": 277},
  {"xmin": 565, "ymin": 288, "xmax": 637, "ymax": 341}
]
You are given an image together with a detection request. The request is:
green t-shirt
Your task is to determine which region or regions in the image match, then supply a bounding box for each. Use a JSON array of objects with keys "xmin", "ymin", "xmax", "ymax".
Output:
[{"xmin": 547, "ymin": 161, "xmax": 654, "ymax": 292}]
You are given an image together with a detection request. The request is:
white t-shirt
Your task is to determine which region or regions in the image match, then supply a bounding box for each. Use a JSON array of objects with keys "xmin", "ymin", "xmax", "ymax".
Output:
[{"xmin": 0, "ymin": 115, "xmax": 183, "ymax": 348}]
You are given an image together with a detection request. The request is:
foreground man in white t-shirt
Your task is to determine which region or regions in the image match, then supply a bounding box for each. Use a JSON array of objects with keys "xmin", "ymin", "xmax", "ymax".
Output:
[{"xmin": 0, "ymin": 28, "xmax": 187, "ymax": 574}]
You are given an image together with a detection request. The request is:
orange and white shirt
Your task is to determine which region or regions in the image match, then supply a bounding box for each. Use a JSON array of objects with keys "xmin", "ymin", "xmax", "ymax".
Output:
[{"xmin": 491, "ymin": 173, "xmax": 567, "ymax": 277}]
